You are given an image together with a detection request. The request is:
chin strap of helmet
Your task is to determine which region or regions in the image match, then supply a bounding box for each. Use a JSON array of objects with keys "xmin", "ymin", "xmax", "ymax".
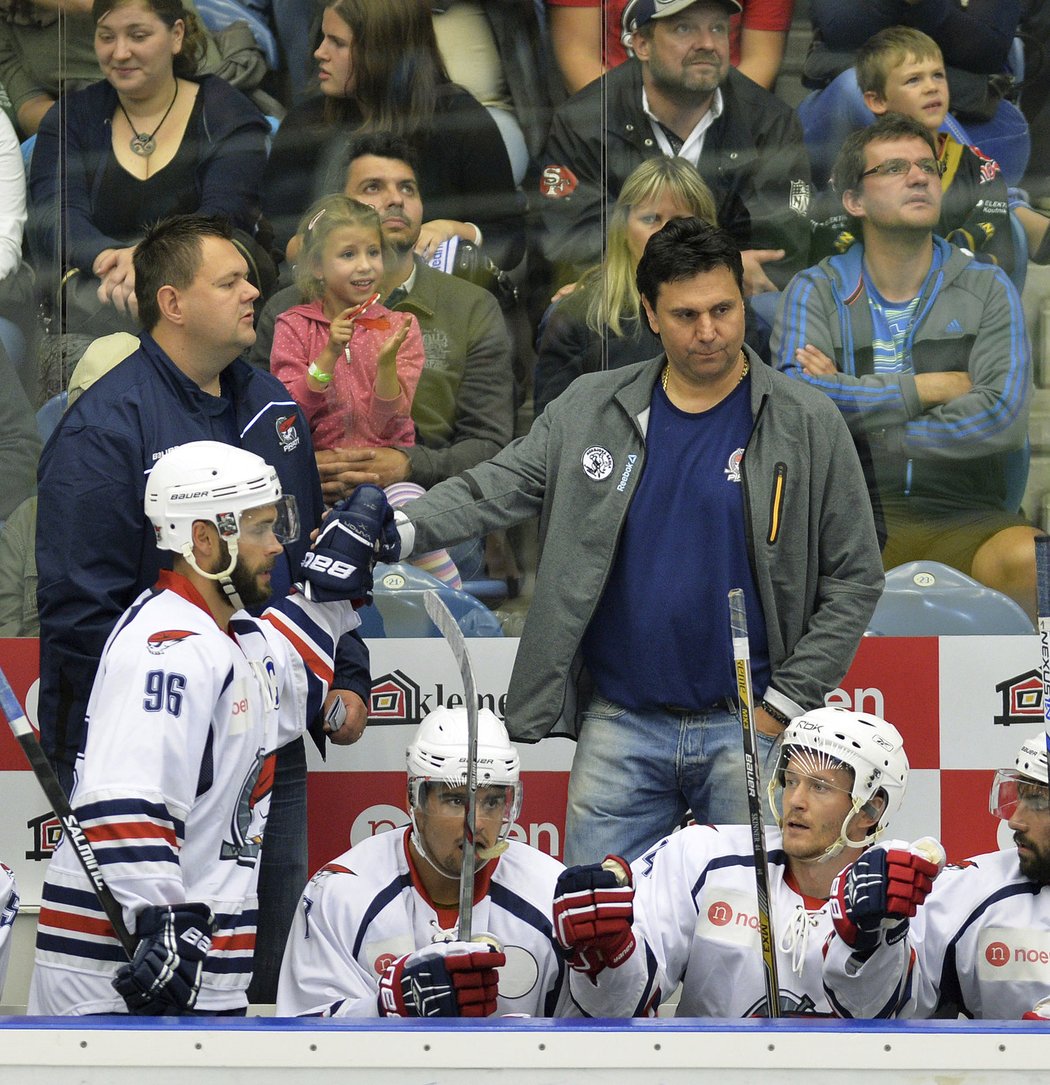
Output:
[{"xmin": 180, "ymin": 536, "xmax": 245, "ymax": 611}]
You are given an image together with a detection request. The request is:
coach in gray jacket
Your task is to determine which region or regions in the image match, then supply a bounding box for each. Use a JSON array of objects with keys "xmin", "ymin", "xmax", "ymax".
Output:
[{"xmin": 395, "ymin": 219, "xmax": 882, "ymax": 867}]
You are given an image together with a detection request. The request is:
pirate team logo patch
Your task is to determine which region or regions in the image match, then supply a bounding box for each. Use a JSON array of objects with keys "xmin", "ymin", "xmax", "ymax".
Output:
[
  {"xmin": 276, "ymin": 413, "xmax": 301, "ymax": 452},
  {"xmin": 723, "ymin": 448, "xmax": 744, "ymax": 483},
  {"xmin": 147, "ymin": 629, "xmax": 198, "ymax": 655},
  {"xmin": 582, "ymin": 446, "xmax": 614, "ymax": 481}
]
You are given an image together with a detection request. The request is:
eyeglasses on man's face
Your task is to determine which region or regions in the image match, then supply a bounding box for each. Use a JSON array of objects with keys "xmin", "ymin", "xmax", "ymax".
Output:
[{"xmin": 860, "ymin": 157, "xmax": 945, "ymax": 180}]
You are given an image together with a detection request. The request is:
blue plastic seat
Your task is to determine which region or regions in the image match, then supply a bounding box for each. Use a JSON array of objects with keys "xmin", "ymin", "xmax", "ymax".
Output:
[
  {"xmin": 866, "ymin": 560, "xmax": 1034, "ymax": 636},
  {"xmin": 35, "ymin": 391, "xmax": 68, "ymax": 443},
  {"xmin": 357, "ymin": 563, "xmax": 504, "ymax": 639}
]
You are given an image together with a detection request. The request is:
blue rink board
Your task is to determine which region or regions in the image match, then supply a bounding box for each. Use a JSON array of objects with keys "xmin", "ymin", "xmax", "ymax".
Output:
[{"xmin": 0, "ymin": 1015, "xmax": 1042, "ymax": 1033}]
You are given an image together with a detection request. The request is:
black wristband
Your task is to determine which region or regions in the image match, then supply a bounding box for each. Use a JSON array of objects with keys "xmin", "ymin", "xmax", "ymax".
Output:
[{"xmin": 758, "ymin": 699, "xmax": 790, "ymax": 727}]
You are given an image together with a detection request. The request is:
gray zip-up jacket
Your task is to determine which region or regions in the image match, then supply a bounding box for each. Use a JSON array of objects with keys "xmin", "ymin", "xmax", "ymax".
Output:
[{"xmin": 403, "ymin": 350, "xmax": 883, "ymax": 743}]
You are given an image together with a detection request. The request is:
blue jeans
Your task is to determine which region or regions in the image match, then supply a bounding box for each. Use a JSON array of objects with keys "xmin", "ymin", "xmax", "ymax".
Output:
[
  {"xmin": 563, "ymin": 696, "xmax": 781, "ymax": 867},
  {"xmin": 247, "ymin": 736, "xmax": 308, "ymax": 1004}
]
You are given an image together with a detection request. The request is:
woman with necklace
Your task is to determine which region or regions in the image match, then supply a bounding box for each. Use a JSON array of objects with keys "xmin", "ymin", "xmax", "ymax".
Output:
[{"xmin": 28, "ymin": 0, "xmax": 270, "ymax": 336}]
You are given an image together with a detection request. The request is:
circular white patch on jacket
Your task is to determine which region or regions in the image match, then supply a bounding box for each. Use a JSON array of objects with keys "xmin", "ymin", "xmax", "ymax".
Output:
[{"xmin": 582, "ymin": 446, "xmax": 614, "ymax": 480}]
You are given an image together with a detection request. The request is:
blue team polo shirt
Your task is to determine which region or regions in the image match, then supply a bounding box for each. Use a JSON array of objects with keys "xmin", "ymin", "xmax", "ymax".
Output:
[{"xmin": 582, "ymin": 374, "xmax": 770, "ymax": 711}]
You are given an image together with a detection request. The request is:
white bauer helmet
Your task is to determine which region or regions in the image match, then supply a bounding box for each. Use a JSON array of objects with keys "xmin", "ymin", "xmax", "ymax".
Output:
[
  {"xmin": 768, "ymin": 706, "xmax": 909, "ymax": 858},
  {"xmin": 145, "ymin": 441, "xmax": 299, "ymax": 604},
  {"xmin": 406, "ymin": 707, "xmax": 523, "ymax": 860},
  {"xmin": 990, "ymin": 731, "xmax": 1049, "ymax": 821}
]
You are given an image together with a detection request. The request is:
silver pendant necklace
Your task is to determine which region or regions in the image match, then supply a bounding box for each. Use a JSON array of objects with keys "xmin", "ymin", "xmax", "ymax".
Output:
[{"xmin": 118, "ymin": 82, "xmax": 178, "ymax": 158}]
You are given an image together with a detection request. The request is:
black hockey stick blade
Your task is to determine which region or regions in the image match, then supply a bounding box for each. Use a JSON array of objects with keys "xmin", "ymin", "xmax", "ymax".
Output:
[{"xmin": 0, "ymin": 664, "xmax": 136, "ymax": 957}]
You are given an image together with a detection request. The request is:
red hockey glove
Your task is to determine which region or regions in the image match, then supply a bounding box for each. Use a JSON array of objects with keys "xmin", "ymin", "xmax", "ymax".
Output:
[
  {"xmin": 552, "ymin": 855, "xmax": 635, "ymax": 979},
  {"xmin": 377, "ymin": 938, "xmax": 506, "ymax": 1018}
]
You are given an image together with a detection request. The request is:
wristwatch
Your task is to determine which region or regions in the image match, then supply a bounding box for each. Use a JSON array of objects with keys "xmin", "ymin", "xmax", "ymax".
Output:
[{"xmin": 758, "ymin": 699, "xmax": 791, "ymax": 727}]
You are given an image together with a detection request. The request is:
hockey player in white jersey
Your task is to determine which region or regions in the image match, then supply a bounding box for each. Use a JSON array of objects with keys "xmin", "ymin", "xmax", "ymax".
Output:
[
  {"xmin": 28, "ymin": 441, "xmax": 396, "ymax": 1016},
  {"xmin": 551, "ymin": 707, "xmax": 932, "ymax": 1017},
  {"xmin": 277, "ymin": 707, "xmax": 570, "ymax": 1017},
  {"xmin": 823, "ymin": 730, "xmax": 1050, "ymax": 1020},
  {"xmin": 0, "ymin": 862, "xmax": 17, "ymax": 1000}
]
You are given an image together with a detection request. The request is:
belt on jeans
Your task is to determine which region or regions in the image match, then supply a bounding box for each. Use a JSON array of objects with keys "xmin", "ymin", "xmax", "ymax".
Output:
[{"xmin": 659, "ymin": 696, "xmax": 737, "ymax": 715}]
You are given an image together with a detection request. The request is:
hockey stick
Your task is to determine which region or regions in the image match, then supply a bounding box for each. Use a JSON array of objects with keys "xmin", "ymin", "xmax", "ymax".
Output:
[
  {"xmin": 0, "ymin": 664, "xmax": 136, "ymax": 957},
  {"xmin": 728, "ymin": 588, "xmax": 781, "ymax": 1017},
  {"xmin": 1038, "ymin": 538, "xmax": 1050, "ymax": 764},
  {"xmin": 423, "ymin": 590, "xmax": 480, "ymax": 942}
]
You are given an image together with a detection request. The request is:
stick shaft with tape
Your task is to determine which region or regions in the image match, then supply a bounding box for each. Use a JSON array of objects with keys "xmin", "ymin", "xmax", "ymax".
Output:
[
  {"xmin": 423, "ymin": 591, "xmax": 479, "ymax": 942},
  {"xmin": 729, "ymin": 588, "xmax": 781, "ymax": 1017},
  {"xmin": 0, "ymin": 665, "xmax": 135, "ymax": 957}
]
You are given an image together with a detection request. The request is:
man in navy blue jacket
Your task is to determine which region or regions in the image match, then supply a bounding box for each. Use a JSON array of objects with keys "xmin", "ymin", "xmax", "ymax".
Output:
[{"xmin": 35, "ymin": 214, "xmax": 371, "ymax": 1002}]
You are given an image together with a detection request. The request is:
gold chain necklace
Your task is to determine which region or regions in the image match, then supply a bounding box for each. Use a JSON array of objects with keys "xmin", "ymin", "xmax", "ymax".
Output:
[{"xmin": 662, "ymin": 355, "xmax": 750, "ymax": 391}]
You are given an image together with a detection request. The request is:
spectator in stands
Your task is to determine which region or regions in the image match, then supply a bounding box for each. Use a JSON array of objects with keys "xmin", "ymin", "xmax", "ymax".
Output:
[
  {"xmin": 255, "ymin": 134, "xmax": 515, "ymax": 501},
  {"xmin": 538, "ymin": 0, "xmax": 811, "ymax": 296},
  {"xmin": 262, "ymin": 0, "xmax": 525, "ymax": 271},
  {"xmin": 0, "ymin": 109, "xmax": 33, "ymax": 398},
  {"xmin": 810, "ymin": 29, "xmax": 1016, "ymax": 272},
  {"xmin": 0, "ymin": 331, "xmax": 137, "ymax": 639},
  {"xmin": 271, "ymin": 193, "xmax": 462, "ymax": 586},
  {"xmin": 0, "ymin": 339, "xmax": 38, "ymax": 528},
  {"xmin": 546, "ymin": 0, "xmax": 795, "ymax": 92},
  {"xmin": 35, "ymin": 215, "xmax": 371, "ymax": 1004},
  {"xmin": 385, "ymin": 218, "xmax": 882, "ymax": 867},
  {"xmin": 534, "ymin": 155, "xmax": 720, "ymax": 414},
  {"xmin": 27, "ymin": 0, "xmax": 271, "ymax": 340},
  {"xmin": 430, "ymin": 0, "xmax": 561, "ymax": 177},
  {"xmin": 0, "ymin": 0, "xmax": 263, "ymax": 139},
  {"xmin": 773, "ymin": 114, "xmax": 1042, "ymax": 618}
]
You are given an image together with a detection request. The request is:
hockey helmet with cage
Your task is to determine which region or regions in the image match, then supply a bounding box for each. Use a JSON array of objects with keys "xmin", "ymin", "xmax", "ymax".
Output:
[
  {"xmin": 768, "ymin": 706, "xmax": 909, "ymax": 857},
  {"xmin": 407, "ymin": 707, "xmax": 522, "ymax": 846},
  {"xmin": 145, "ymin": 441, "xmax": 299, "ymax": 585},
  {"xmin": 990, "ymin": 731, "xmax": 1049, "ymax": 821}
]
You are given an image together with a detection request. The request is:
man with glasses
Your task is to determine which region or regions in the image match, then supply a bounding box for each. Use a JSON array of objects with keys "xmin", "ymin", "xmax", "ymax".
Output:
[
  {"xmin": 823, "ymin": 731, "xmax": 1050, "ymax": 1020},
  {"xmin": 771, "ymin": 112, "xmax": 1040, "ymax": 619}
]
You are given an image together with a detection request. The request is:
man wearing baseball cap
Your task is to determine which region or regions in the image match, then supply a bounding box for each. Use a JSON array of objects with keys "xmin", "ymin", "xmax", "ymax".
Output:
[{"xmin": 538, "ymin": 0, "xmax": 811, "ymax": 300}]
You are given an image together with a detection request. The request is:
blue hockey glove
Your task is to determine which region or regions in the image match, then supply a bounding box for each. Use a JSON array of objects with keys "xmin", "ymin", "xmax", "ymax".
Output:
[
  {"xmin": 112, "ymin": 903, "xmax": 216, "ymax": 1015},
  {"xmin": 552, "ymin": 855, "xmax": 635, "ymax": 979},
  {"xmin": 299, "ymin": 485, "xmax": 400, "ymax": 603},
  {"xmin": 377, "ymin": 939, "xmax": 506, "ymax": 1018},
  {"xmin": 831, "ymin": 838, "xmax": 943, "ymax": 957}
]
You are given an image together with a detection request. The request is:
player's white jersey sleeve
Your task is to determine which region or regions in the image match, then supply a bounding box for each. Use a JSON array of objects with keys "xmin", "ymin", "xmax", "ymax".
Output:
[
  {"xmin": 824, "ymin": 850, "xmax": 1050, "ymax": 1020},
  {"xmin": 0, "ymin": 863, "xmax": 18, "ymax": 999},
  {"xmin": 569, "ymin": 827, "xmax": 720, "ymax": 1018},
  {"xmin": 258, "ymin": 592, "xmax": 360, "ymax": 747},
  {"xmin": 276, "ymin": 857, "xmax": 388, "ymax": 1017}
]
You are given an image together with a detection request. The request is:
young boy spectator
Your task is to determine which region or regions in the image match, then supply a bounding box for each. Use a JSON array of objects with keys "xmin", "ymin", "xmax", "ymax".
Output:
[{"xmin": 810, "ymin": 28, "xmax": 1015, "ymax": 273}]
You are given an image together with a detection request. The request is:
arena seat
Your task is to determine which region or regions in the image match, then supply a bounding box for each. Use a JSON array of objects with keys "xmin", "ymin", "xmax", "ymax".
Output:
[
  {"xmin": 865, "ymin": 560, "xmax": 1034, "ymax": 636},
  {"xmin": 35, "ymin": 391, "xmax": 67, "ymax": 443},
  {"xmin": 357, "ymin": 562, "xmax": 504, "ymax": 639}
]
